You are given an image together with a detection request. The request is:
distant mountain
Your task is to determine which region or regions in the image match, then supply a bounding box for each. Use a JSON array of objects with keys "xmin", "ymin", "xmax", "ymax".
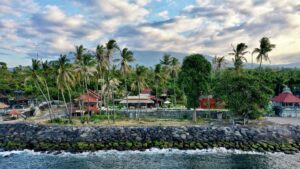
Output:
[{"xmin": 131, "ymin": 50, "xmax": 214, "ymax": 67}]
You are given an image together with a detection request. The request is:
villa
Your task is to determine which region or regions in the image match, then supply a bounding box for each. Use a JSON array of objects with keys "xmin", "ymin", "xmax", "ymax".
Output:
[
  {"xmin": 272, "ymin": 85, "xmax": 300, "ymax": 117},
  {"xmin": 72, "ymin": 90, "xmax": 101, "ymax": 116}
]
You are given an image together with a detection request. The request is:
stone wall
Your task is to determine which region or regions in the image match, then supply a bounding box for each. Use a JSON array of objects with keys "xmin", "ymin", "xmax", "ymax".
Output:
[
  {"xmin": 1, "ymin": 123, "xmax": 300, "ymax": 154},
  {"xmin": 121, "ymin": 109, "xmax": 228, "ymax": 119}
]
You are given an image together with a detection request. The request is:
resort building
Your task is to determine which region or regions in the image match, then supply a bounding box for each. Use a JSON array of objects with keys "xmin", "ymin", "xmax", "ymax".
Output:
[
  {"xmin": 272, "ymin": 85, "xmax": 300, "ymax": 117},
  {"xmin": 199, "ymin": 96, "xmax": 224, "ymax": 109},
  {"xmin": 72, "ymin": 90, "xmax": 101, "ymax": 116},
  {"xmin": 120, "ymin": 88, "xmax": 161, "ymax": 109}
]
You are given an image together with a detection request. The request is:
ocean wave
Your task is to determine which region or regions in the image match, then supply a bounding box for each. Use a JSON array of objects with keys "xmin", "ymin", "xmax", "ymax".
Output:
[{"xmin": 0, "ymin": 148, "xmax": 295, "ymax": 157}]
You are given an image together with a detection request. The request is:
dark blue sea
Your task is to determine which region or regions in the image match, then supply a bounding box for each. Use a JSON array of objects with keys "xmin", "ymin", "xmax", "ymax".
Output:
[{"xmin": 0, "ymin": 148, "xmax": 300, "ymax": 169}]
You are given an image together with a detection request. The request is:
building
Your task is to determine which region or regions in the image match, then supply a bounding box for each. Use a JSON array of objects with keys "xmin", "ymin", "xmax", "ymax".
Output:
[
  {"xmin": 199, "ymin": 96, "xmax": 224, "ymax": 109},
  {"xmin": 72, "ymin": 90, "xmax": 101, "ymax": 116},
  {"xmin": 120, "ymin": 96, "xmax": 155, "ymax": 109},
  {"xmin": 272, "ymin": 85, "xmax": 300, "ymax": 117},
  {"xmin": 294, "ymin": 85, "xmax": 300, "ymax": 98}
]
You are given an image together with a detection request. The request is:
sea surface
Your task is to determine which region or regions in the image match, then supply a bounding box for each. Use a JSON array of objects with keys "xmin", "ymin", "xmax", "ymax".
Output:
[{"xmin": 0, "ymin": 148, "xmax": 300, "ymax": 169}]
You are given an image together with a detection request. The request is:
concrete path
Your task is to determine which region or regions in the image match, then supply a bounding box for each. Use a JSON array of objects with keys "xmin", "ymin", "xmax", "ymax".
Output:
[{"xmin": 265, "ymin": 117, "xmax": 300, "ymax": 126}]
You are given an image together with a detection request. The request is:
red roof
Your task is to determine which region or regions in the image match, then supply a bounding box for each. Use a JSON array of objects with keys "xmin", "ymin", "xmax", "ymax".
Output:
[
  {"xmin": 9, "ymin": 109, "xmax": 22, "ymax": 116},
  {"xmin": 75, "ymin": 90, "xmax": 101, "ymax": 102},
  {"xmin": 272, "ymin": 93, "xmax": 300, "ymax": 103}
]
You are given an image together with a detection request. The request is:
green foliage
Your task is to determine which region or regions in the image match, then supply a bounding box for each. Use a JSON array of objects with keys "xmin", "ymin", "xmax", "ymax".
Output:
[
  {"xmin": 48, "ymin": 118, "xmax": 73, "ymax": 124},
  {"xmin": 213, "ymin": 70, "xmax": 273, "ymax": 119},
  {"xmin": 179, "ymin": 54, "xmax": 212, "ymax": 108}
]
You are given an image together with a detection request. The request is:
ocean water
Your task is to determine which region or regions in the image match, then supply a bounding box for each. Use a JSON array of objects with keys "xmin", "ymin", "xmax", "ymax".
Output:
[{"xmin": 0, "ymin": 148, "xmax": 300, "ymax": 169}]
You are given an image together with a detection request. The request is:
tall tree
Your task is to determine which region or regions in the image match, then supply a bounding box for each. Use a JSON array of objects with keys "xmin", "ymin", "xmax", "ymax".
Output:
[
  {"xmin": 179, "ymin": 54, "xmax": 212, "ymax": 122},
  {"xmin": 56, "ymin": 55, "xmax": 75, "ymax": 122},
  {"xmin": 25, "ymin": 59, "xmax": 53, "ymax": 120},
  {"xmin": 212, "ymin": 56, "xmax": 226, "ymax": 71},
  {"xmin": 74, "ymin": 45, "xmax": 86, "ymax": 64},
  {"xmin": 154, "ymin": 64, "xmax": 162, "ymax": 108},
  {"xmin": 118, "ymin": 48, "xmax": 135, "ymax": 111},
  {"xmin": 229, "ymin": 43, "xmax": 249, "ymax": 71},
  {"xmin": 170, "ymin": 57, "xmax": 180, "ymax": 107},
  {"xmin": 252, "ymin": 37, "xmax": 276, "ymax": 69},
  {"xmin": 131, "ymin": 66, "xmax": 147, "ymax": 119}
]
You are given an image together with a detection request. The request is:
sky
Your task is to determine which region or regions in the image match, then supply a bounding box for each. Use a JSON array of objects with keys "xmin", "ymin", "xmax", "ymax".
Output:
[{"xmin": 0, "ymin": 0, "xmax": 300, "ymax": 67}]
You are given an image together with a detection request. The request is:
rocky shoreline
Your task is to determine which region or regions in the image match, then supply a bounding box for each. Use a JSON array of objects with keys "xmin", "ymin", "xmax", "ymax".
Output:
[{"xmin": 1, "ymin": 123, "xmax": 300, "ymax": 154}]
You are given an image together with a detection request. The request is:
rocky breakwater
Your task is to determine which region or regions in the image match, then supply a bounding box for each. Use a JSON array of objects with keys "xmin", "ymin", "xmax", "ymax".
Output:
[{"xmin": 1, "ymin": 123, "xmax": 300, "ymax": 154}]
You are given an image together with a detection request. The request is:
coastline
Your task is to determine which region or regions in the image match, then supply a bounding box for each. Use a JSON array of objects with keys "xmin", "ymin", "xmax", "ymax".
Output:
[{"xmin": 1, "ymin": 123, "xmax": 300, "ymax": 154}]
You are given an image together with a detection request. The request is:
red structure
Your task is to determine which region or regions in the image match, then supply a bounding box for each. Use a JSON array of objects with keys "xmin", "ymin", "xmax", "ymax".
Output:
[
  {"xmin": 74, "ymin": 90, "xmax": 101, "ymax": 113},
  {"xmin": 199, "ymin": 96, "xmax": 224, "ymax": 109},
  {"xmin": 272, "ymin": 86, "xmax": 300, "ymax": 106}
]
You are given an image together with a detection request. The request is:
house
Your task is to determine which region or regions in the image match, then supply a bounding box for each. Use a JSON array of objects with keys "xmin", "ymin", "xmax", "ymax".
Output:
[
  {"xmin": 199, "ymin": 96, "xmax": 224, "ymax": 109},
  {"xmin": 120, "ymin": 96, "xmax": 155, "ymax": 109},
  {"xmin": 72, "ymin": 90, "xmax": 101, "ymax": 116},
  {"xmin": 294, "ymin": 85, "xmax": 300, "ymax": 98},
  {"xmin": 272, "ymin": 85, "xmax": 300, "ymax": 117},
  {"xmin": 0, "ymin": 102, "xmax": 9, "ymax": 114}
]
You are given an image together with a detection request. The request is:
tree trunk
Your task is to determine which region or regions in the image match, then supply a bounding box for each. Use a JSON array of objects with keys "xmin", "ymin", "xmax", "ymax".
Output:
[
  {"xmin": 173, "ymin": 77, "xmax": 176, "ymax": 107},
  {"xmin": 67, "ymin": 89, "xmax": 73, "ymax": 123},
  {"xmin": 44, "ymin": 81, "xmax": 54, "ymax": 119},
  {"xmin": 156, "ymin": 83, "xmax": 159, "ymax": 109},
  {"xmin": 84, "ymin": 77, "xmax": 90, "ymax": 123},
  {"xmin": 138, "ymin": 82, "xmax": 141, "ymax": 121},
  {"xmin": 112, "ymin": 86, "xmax": 115, "ymax": 124},
  {"xmin": 193, "ymin": 107, "xmax": 197, "ymax": 123},
  {"xmin": 35, "ymin": 82, "xmax": 52, "ymax": 121},
  {"xmin": 125, "ymin": 78, "xmax": 129, "ymax": 114},
  {"xmin": 61, "ymin": 90, "xmax": 69, "ymax": 118}
]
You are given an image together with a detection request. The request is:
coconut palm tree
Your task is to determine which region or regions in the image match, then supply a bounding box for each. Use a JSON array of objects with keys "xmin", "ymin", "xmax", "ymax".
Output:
[
  {"xmin": 74, "ymin": 45, "xmax": 86, "ymax": 64},
  {"xmin": 252, "ymin": 37, "xmax": 276, "ymax": 69},
  {"xmin": 117, "ymin": 48, "xmax": 135, "ymax": 111},
  {"xmin": 25, "ymin": 59, "xmax": 53, "ymax": 121},
  {"xmin": 229, "ymin": 43, "xmax": 249, "ymax": 71},
  {"xmin": 101, "ymin": 72, "xmax": 119, "ymax": 123},
  {"xmin": 105, "ymin": 40, "xmax": 120, "ymax": 67},
  {"xmin": 56, "ymin": 55, "xmax": 75, "ymax": 122},
  {"xmin": 74, "ymin": 53, "xmax": 96, "ymax": 121},
  {"xmin": 212, "ymin": 56, "xmax": 226, "ymax": 71},
  {"xmin": 131, "ymin": 66, "xmax": 147, "ymax": 119},
  {"xmin": 95, "ymin": 44, "xmax": 106, "ymax": 110},
  {"xmin": 160, "ymin": 54, "xmax": 172, "ymax": 68},
  {"xmin": 154, "ymin": 64, "xmax": 162, "ymax": 108},
  {"xmin": 41, "ymin": 60, "xmax": 55, "ymax": 118},
  {"xmin": 170, "ymin": 57, "xmax": 180, "ymax": 107}
]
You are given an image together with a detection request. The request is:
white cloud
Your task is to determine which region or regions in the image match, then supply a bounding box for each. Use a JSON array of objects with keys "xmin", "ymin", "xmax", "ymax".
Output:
[{"xmin": 157, "ymin": 10, "xmax": 169, "ymax": 19}]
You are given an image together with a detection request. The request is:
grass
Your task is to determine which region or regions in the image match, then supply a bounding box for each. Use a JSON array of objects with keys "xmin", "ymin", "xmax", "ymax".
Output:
[{"xmin": 46, "ymin": 116, "xmax": 209, "ymax": 126}]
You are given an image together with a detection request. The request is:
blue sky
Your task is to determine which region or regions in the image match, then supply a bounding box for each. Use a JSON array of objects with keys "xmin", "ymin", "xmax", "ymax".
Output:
[{"xmin": 0, "ymin": 0, "xmax": 300, "ymax": 67}]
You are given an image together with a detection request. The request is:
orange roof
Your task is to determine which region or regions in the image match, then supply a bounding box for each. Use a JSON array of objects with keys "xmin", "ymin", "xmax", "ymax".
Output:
[
  {"xmin": 272, "ymin": 93, "xmax": 300, "ymax": 103},
  {"xmin": 8, "ymin": 109, "xmax": 22, "ymax": 115}
]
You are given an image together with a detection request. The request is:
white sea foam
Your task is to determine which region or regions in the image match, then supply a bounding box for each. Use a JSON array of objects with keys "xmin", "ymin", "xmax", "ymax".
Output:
[{"xmin": 0, "ymin": 148, "xmax": 296, "ymax": 157}]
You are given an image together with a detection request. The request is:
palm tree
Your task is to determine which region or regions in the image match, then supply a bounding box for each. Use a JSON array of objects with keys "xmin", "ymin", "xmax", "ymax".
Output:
[
  {"xmin": 105, "ymin": 40, "xmax": 120, "ymax": 67},
  {"xmin": 229, "ymin": 43, "xmax": 249, "ymax": 71},
  {"xmin": 170, "ymin": 57, "xmax": 180, "ymax": 107},
  {"xmin": 56, "ymin": 55, "xmax": 75, "ymax": 122},
  {"xmin": 74, "ymin": 53, "xmax": 96, "ymax": 121},
  {"xmin": 212, "ymin": 56, "xmax": 226, "ymax": 71},
  {"xmin": 74, "ymin": 45, "xmax": 86, "ymax": 64},
  {"xmin": 252, "ymin": 37, "xmax": 276, "ymax": 69},
  {"xmin": 25, "ymin": 59, "xmax": 53, "ymax": 121},
  {"xmin": 160, "ymin": 54, "xmax": 172, "ymax": 68},
  {"xmin": 154, "ymin": 64, "xmax": 162, "ymax": 108},
  {"xmin": 41, "ymin": 61, "xmax": 55, "ymax": 118},
  {"xmin": 131, "ymin": 66, "xmax": 147, "ymax": 119},
  {"xmin": 95, "ymin": 44, "xmax": 106, "ymax": 110},
  {"xmin": 101, "ymin": 72, "xmax": 119, "ymax": 123},
  {"xmin": 118, "ymin": 48, "xmax": 135, "ymax": 111}
]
